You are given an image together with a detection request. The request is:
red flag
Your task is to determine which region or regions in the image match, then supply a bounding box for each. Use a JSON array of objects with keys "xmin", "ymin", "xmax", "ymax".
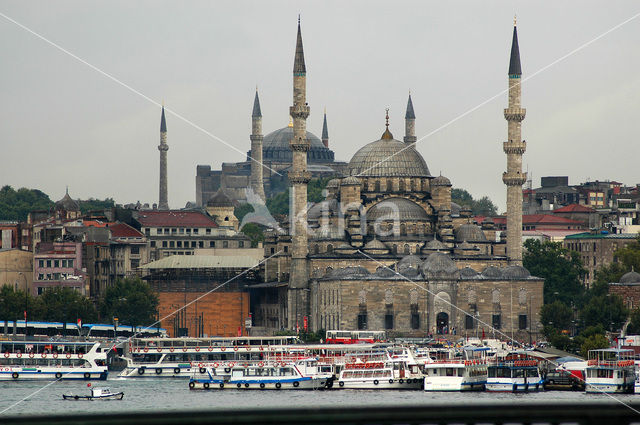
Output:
[
  {"xmin": 482, "ymin": 328, "xmax": 485, "ymax": 339},
  {"xmin": 303, "ymin": 316, "xmax": 308, "ymax": 332}
]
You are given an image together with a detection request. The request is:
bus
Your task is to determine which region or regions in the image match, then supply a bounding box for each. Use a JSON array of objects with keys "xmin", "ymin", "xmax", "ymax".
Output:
[
  {"xmin": 325, "ymin": 330, "xmax": 386, "ymax": 344},
  {"xmin": 0, "ymin": 320, "xmax": 81, "ymax": 337},
  {"xmin": 83, "ymin": 324, "xmax": 167, "ymax": 339},
  {"xmin": 0, "ymin": 320, "xmax": 167, "ymax": 339}
]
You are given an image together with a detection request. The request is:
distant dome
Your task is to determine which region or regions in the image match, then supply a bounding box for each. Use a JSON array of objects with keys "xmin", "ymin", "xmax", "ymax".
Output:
[
  {"xmin": 460, "ymin": 266, "xmax": 479, "ymax": 278},
  {"xmin": 363, "ymin": 238, "xmax": 389, "ymax": 254},
  {"xmin": 329, "ymin": 266, "xmax": 370, "ymax": 278},
  {"xmin": 334, "ymin": 242, "xmax": 357, "ymax": 254},
  {"xmin": 501, "ymin": 265, "xmax": 531, "ymax": 279},
  {"xmin": 255, "ymin": 126, "xmax": 334, "ymax": 164},
  {"xmin": 366, "ymin": 198, "xmax": 429, "ymax": 222},
  {"xmin": 374, "ymin": 266, "xmax": 397, "ymax": 278},
  {"xmin": 620, "ymin": 270, "xmax": 640, "ymax": 284},
  {"xmin": 207, "ymin": 189, "xmax": 233, "ymax": 207},
  {"xmin": 421, "ymin": 252, "xmax": 459, "ymax": 278},
  {"xmin": 348, "ymin": 135, "xmax": 431, "ymax": 177},
  {"xmin": 450, "ymin": 202, "xmax": 462, "ymax": 217},
  {"xmin": 423, "ymin": 239, "xmax": 448, "ymax": 251},
  {"xmin": 55, "ymin": 192, "xmax": 80, "ymax": 211},
  {"xmin": 455, "ymin": 223, "xmax": 487, "ymax": 242},
  {"xmin": 341, "ymin": 176, "xmax": 361, "ymax": 186},
  {"xmin": 326, "ymin": 179, "xmax": 341, "ymax": 189},
  {"xmin": 311, "ymin": 226, "xmax": 344, "ymax": 240},
  {"xmin": 308, "ymin": 199, "xmax": 339, "ymax": 220},
  {"xmin": 481, "ymin": 266, "xmax": 502, "ymax": 279},
  {"xmin": 397, "ymin": 255, "xmax": 422, "ymax": 277},
  {"xmin": 431, "ymin": 175, "xmax": 451, "ymax": 186},
  {"xmin": 456, "ymin": 241, "xmax": 476, "ymax": 250}
]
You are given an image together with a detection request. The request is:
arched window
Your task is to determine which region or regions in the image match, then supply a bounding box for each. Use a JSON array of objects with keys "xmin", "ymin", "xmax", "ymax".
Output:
[
  {"xmin": 375, "ymin": 180, "xmax": 381, "ymax": 192},
  {"xmin": 327, "ymin": 244, "xmax": 334, "ymax": 253},
  {"xmin": 404, "ymin": 244, "xmax": 410, "ymax": 255},
  {"xmin": 358, "ymin": 289, "xmax": 367, "ymax": 305},
  {"xmin": 399, "ymin": 179, "xmax": 405, "ymax": 192},
  {"xmin": 409, "ymin": 289, "xmax": 419, "ymax": 305},
  {"xmin": 400, "ymin": 224, "xmax": 406, "ymax": 236},
  {"xmin": 385, "ymin": 289, "xmax": 394, "ymax": 305},
  {"xmin": 313, "ymin": 245, "xmax": 319, "ymax": 254},
  {"xmin": 387, "ymin": 179, "xmax": 393, "ymax": 192},
  {"xmin": 492, "ymin": 289, "xmax": 501, "ymax": 304},
  {"xmin": 518, "ymin": 288, "xmax": 527, "ymax": 305}
]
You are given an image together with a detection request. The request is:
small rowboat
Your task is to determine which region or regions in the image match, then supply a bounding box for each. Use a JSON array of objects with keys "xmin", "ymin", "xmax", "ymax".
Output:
[{"xmin": 63, "ymin": 387, "xmax": 124, "ymax": 400}]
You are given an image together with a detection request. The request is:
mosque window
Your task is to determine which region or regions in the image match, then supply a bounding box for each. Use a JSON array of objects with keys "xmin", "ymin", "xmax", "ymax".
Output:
[
  {"xmin": 465, "ymin": 314, "xmax": 474, "ymax": 330},
  {"xmin": 385, "ymin": 289, "xmax": 394, "ymax": 305},
  {"xmin": 492, "ymin": 314, "xmax": 501, "ymax": 330},
  {"xmin": 492, "ymin": 289, "xmax": 500, "ymax": 304},
  {"xmin": 375, "ymin": 180, "xmax": 381, "ymax": 192},
  {"xmin": 384, "ymin": 314, "xmax": 394, "ymax": 330},
  {"xmin": 518, "ymin": 314, "xmax": 527, "ymax": 330},
  {"xmin": 358, "ymin": 289, "xmax": 367, "ymax": 305},
  {"xmin": 387, "ymin": 179, "xmax": 393, "ymax": 192},
  {"xmin": 327, "ymin": 244, "xmax": 333, "ymax": 253},
  {"xmin": 409, "ymin": 289, "xmax": 418, "ymax": 305},
  {"xmin": 411, "ymin": 312, "xmax": 420, "ymax": 330},
  {"xmin": 403, "ymin": 244, "xmax": 410, "ymax": 254},
  {"xmin": 518, "ymin": 289, "xmax": 527, "ymax": 305}
]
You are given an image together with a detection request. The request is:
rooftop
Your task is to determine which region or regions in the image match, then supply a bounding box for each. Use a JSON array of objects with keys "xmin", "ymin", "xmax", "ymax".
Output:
[
  {"xmin": 140, "ymin": 255, "xmax": 260, "ymax": 270},
  {"xmin": 553, "ymin": 204, "xmax": 596, "ymax": 213},
  {"xmin": 136, "ymin": 211, "xmax": 218, "ymax": 228}
]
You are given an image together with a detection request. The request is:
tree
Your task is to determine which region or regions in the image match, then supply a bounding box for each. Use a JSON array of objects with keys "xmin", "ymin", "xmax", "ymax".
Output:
[
  {"xmin": 37, "ymin": 287, "xmax": 98, "ymax": 323},
  {"xmin": 99, "ymin": 278, "xmax": 159, "ymax": 326},
  {"xmin": 523, "ymin": 239, "xmax": 586, "ymax": 306},
  {"xmin": 451, "ymin": 188, "xmax": 498, "ymax": 216},
  {"xmin": 579, "ymin": 293, "xmax": 628, "ymax": 332},
  {"xmin": 240, "ymin": 223, "xmax": 265, "ymax": 248},
  {"xmin": 266, "ymin": 178, "xmax": 331, "ymax": 217},
  {"xmin": 234, "ymin": 204, "xmax": 254, "ymax": 223},
  {"xmin": 0, "ymin": 285, "xmax": 31, "ymax": 320},
  {"xmin": 627, "ymin": 308, "xmax": 640, "ymax": 334},
  {"xmin": 540, "ymin": 301, "xmax": 573, "ymax": 333},
  {"xmin": 0, "ymin": 186, "xmax": 54, "ymax": 221},
  {"xmin": 78, "ymin": 198, "xmax": 115, "ymax": 214},
  {"xmin": 580, "ymin": 333, "xmax": 609, "ymax": 358}
]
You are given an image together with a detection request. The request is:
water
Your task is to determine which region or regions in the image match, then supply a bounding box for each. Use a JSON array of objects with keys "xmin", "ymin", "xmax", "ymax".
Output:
[{"xmin": 0, "ymin": 378, "xmax": 636, "ymax": 417}]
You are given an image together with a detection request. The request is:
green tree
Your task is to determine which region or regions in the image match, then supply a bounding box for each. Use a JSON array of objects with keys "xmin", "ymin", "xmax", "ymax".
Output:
[
  {"xmin": 523, "ymin": 239, "xmax": 586, "ymax": 306},
  {"xmin": 627, "ymin": 308, "xmax": 640, "ymax": 334},
  {"xmin": 78, "ymin": 198, "xmax": 115, "ymax": 214},
  {"xmin": 580, "ymin": 333, "xmax": 609, "ymax": 358},
  {"xmin": 0, "ymin": 286, "xmax": 31, "ymax": 320},
  {"xmin": 451, "ymin": 188, "xmax": 498, "ymax": 216},
  {"xmin": 234, "ymin": 204, "xmax": 255, "ymax": 223},
  {"xmin": 540, "ymin": 301, "xmax": 573, "ymax": 333},
  {"xmin": 266, "ymin": 178, "xmax": 331, "ymax": 217},
  {"xmin": 240, "ymin": 223, "xmax": 265, "ymax": 248},
  {"xmin": 37, "ymin": 287, "xmax": 98, "ymax": 323},
  {"xmin": 0, "ymin": 186, "xmax": 54, "ymax": 221},
  {"xmin": 579, "ymin": 293, "xmax": 628, "ymax": 332},
  {"xmin": 99, "ymin": 278, "xmax": 159, "ymax": 326}
]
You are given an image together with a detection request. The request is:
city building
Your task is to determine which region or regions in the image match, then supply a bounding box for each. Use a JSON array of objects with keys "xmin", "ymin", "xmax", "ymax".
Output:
[
  {"xmin": 108, "ymin": 222, "xmax": 149, "ymax": 283},
  {"xmin": 134, "ymin": 210, "xmax": 250, "ymax": 261},
  {"xmin": 33, "ymin": 241, "xmax": 86, "ymax": 295},
  {"xmin": 0, "ymin": 248, "xmax": 33, "ymax": 292},
  {"xmin": 564, "ymin": 231, "xmax": 637, "ymax": 288}
]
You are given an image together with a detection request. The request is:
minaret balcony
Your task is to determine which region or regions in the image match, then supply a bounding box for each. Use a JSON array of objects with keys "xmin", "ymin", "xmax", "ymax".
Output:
[
  {"xmin": 503, "ymin": 140, "xmax": 526, "ymax": 154},
  {"xmin": 289, "ymin": 171, "xmax": 311, "ymax": 184},
  {"xmin": 502, "ymin": 172, "xmax": 527, "ymax": 186},
  {"xmin": 289, "ymin": 105, "xmax": 310, "ymax": 119},
  {"xmin": 290, "ymin": 141, "xmax": 310, "ymax": 151},
  {"xmin": 157, "ymin": 145, "xmax": 169, "ymax": 152},
  {"xmin": 504, "ymin": 108, "xmax": 526, "ymax": 122}
]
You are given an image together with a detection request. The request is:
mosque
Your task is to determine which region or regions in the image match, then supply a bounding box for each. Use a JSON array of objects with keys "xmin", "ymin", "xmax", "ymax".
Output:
[{"xmin": 172, "ymin": 19, "xmax": 543, "ymax": 340}]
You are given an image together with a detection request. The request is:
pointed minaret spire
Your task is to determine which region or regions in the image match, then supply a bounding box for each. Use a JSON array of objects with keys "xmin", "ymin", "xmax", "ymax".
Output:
[
  {"xmin": 321, "ymin": 109, "xmax": 329, "ymax": 148},
  {"xmin": 158, "ymin": 105, "xmax": 169, "ymax": 210},
  {"xmin": 249, "ymin": 89, "xmax": 266, "ymax": 200},
  {"xmin": 252, "ymin": 89, "xmax": 262, "ymax": 118},
  {"xmin": 404, "ymin": 93, "xmax": 416, "ymax": 148},
  {"xmin": 293, "ymin": 19, "xmax": 306, "ymax": 74},
  {"xmin": 508, "ymin": 21, "xmax": 522, "ymax": 76}
]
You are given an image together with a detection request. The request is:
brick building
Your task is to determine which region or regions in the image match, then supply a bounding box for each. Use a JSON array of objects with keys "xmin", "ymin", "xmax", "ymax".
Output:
[
  {"xmin": 609, "ymin": 270, "xmax": 640, "ymax": 311},
  {"xmin": 33, "ymin": 241, "xmax": 86, "ymax": 295}
]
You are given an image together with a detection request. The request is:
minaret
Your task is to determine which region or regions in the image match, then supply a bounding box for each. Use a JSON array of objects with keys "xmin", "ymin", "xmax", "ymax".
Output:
[
  {"xmin": 288, "ymin": 18, "xmax": 312, "ymax": 330},
  {"xmin": 250, "ymin": 90, "xmax": 266, "ymax": 200},
  {"xmin": 321, "ymin": 109, "xmax": 329, "ymax": 148},
  {"xmin": 502, "ymin": 20, "xmax": 527, "ymax": 264},
  {"xmin": 404, "ymin": 93, "xmax": 416, "ymax": 148},
  {"xmin": 158, "ymin": 105, "xmax": 169, "ymax": 210}
]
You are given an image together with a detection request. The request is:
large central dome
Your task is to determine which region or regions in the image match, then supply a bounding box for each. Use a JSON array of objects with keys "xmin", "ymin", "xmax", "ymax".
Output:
[
  {"xmin": 348, "ymin": 134, "xmax": 431, "ymax": 177},
  {"xmin": 259, "ymin": 126, "xmax": 334, "ymax": 163}
]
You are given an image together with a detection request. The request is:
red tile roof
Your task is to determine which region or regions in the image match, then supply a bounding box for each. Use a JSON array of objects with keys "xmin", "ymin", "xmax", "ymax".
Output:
[
  {"xmin": 136, "ymin": 211, "xmax": 218, "ymax": 228},
  {"xmin": 108, "ymin": 222, "xmax": 144, "ymax": 238},
  {"xmin": 522, "ymin": 214, "xmax": 582, "ymax": 225},
  {"xmin": 553, "ymin": 204, "xmax": 596, "ymax": 213}
]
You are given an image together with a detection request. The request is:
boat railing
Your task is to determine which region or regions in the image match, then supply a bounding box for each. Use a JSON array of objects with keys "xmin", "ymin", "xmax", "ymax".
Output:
[
  {"xmin": 587, "ymin": 359, "xmax": 634, "ymax": 367},
  {"xmin": 344, "ymin": 362, "xmax": 385, "ymax": 370}
]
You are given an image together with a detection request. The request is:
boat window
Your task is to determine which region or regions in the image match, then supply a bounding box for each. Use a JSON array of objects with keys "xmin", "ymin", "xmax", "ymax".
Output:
[
  {"xmin": 513, "ymin": 369, "xmax": 524, "ymax": 378},
  {"xmin": 488, "ymin": 368, "xmax": 496, "ymax": 378},
  {"xmin": 445, "ymin": 368, "xmax": 456, "ymax": 377},
  {"xmin": 497, "ymin": 367, "xmax": 510, "ymax": 378},
  {"xmin": 526, "ymin": 369, "xmax": 539, "ymax": 378},
  {"xmin": 457, "ymin": 369, "xmax": 464, "ymax": 377},
  {"xmin": 363, "ymin": 370, "xmax": 374, "ymax": 378}
]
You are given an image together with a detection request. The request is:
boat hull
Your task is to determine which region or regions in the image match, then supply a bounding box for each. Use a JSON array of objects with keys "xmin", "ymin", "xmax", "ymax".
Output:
[
  {"xmin": 190, "ymin": 378, "xmax": 325, "ymax": 390},
  {"xmin": 336, "ymin": 378, "xmax": 422, "ymax": 390},
  {"xmin": 585, "ymin": 382, "xmax": 634, "ymax": 394},
  {"xmin": 423, "ymin": 377, "xmax": 485, "ymax": 391},
  {"xmin": 0, "ymin": 368, "xmax": 108, "ymax": 381},
  {"xmin": 63, "ymin": 393, "xmax": 124, "ymax": 400},
  {"xmin": 485, "ymin": 380, "xmax": 543, "ymax": 392}
]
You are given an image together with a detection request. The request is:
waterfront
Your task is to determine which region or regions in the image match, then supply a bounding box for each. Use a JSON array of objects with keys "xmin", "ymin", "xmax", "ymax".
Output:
[{"xmin": 1, "ymin": 379, "xmax": 638, "ymax": 417}]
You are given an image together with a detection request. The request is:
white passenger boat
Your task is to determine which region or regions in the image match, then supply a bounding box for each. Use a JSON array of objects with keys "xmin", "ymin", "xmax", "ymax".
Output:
[
  {"xmin": 335, "ymin": 350, "xmax": 424, "ymax": 390},
  {"xmin": 118, "ymin": 336, "xmax": 298, "ymax": 379},
  {"xmin": 486, "ymin": 353, "xmax": 543, "ymax": 392},
  {"xmin": 63, "ymin": 387, "xmax": 124, "ymax": 400},
  {"xmin": 0, "ymin": 341, "xmax": 108, "ymax": 381},
  {"xmin": 585, "ymin": 348, "xmax": 635, "ymax": 394},
  {"xmin": 423, "ymin": 348, "xmax": 488, "ymax": 392},
  {"xmin": 189, "ymin": 359, "xmax": 326, "ymax": 390}
]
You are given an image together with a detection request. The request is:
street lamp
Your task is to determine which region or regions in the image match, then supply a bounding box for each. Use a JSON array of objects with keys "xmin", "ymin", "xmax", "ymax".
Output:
[{"xmin": 18, "ymin": 272, "xmax": 27, "ymax": 338}]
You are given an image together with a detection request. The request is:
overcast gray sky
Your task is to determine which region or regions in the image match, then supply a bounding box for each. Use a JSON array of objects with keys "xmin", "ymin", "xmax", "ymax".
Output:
[{"xmin": 0, "ymin": 1, "xmax": 638, "ymax": 212}]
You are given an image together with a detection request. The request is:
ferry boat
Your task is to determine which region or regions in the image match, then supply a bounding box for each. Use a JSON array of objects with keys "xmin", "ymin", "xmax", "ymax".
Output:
[
  {"xmin": 189, "ymin": 359, "xmax": 326, "ymax": 390},
  {"xmin": 118, "ymin": 336, "xmax": 298, "ymax": 378},
  {"xmin": 585, "ymin": 348, "xmax": 635, "ymax": 394},
  {"xmin": 0, "ymin": 341, "xmax": 108, "ymax": 381},
  {"xmin": 486, "ymin": 352, "xmax": 543, "ymax": 392},
  {"xmin": 423, "ymin": 348, "xmax": 488, "ymax": 391},
  {"xmin": 335, "ymin": 349, "xmax": 423, "ymax": 390}
]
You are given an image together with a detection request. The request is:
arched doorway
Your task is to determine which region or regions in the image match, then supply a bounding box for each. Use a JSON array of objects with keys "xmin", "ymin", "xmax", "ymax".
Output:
[{"xmin": 436, "ymin": 312, "xmax": 449, "ymax": 335}]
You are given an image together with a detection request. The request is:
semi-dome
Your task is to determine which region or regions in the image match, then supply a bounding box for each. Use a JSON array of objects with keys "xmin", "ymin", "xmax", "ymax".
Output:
[
  {"xmin": 341, "ymin": 176, "xmax": 361, "ymax": 186},
  {"xmin": 308, "ymin": 199, "xmax": 339, "ymax": 220},
  {"xmin": 329, "ymin": 266, "xmax": 370, "ymax": 279},
  {"xmin": 421, "ymin": 252, "xmax": 459, "ymax": 278},
  {"xmin": 374, "ymin": 266, "xmax": 397, "ymax": 278},
  {"xmin": 207, "ymin": 189, "xmax": 234, "ymax": 207},
  {"xmin": 326, "ymin": 179, "xmax": 341, "ymax": 189},
  {"xmin": 423, "ymin": 239, "xmax": 448, "ymax": 251},
  {"xmin": 397, "ymin": 255, "xmax": 422, "ymax": 277},
  {"xmin": 459, "ymin": 266, "xmax": 479, "ymax": 278},
  {"xmin": 431, "ymin": 175, "xmax": 451, "ymax": 186},
  {"xmin": 366, "ymin": 198, "xmax": 429, "ymax": 222},
  {"xmin": 363, "ymin": 238, "xmax": 389, "ymax": 254},
  {"xmin": 311, "ymin": 226, "xmax": 344, "ymax": 240},
  {"xmin": 250, "ymin": 126, "xmax": 334, "ymax": 164},
  {"xmin": 348, "ymin": 135, "xmax": 431, "ymax": 177},
  {"xmin": 334, "ymin": 242, "xmax": 357, "ymax": 254},
  {"xmin": 620, "ymin": 270, "xmax": 640, "ymax": 284},
  {"xmin": 501, "ymin": 265, "xmax": 531, "ymax": 279},
  {"xmin": 481, "ymin": 266, "xmax": 502, "ymax": 279},
  {"xmin": 455, "ymin": 223, "xmax": 487, "ymax": 242}
]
